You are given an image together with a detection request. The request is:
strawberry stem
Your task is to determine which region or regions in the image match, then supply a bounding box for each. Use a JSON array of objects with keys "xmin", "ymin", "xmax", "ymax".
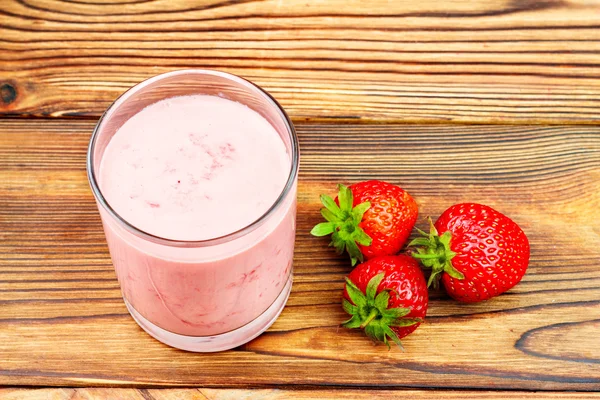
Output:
[
  {"xmin": 409, "ymin": 217, "xmax": 464, "ymax": 288},
  {"xmin": 342, "ymin": 273, "xmax": 418, "ymax": 349},
  {"xmin": 360, "ymin": 309, "xmax": 378, "ymax": 329},
  {"xmin": 311, "ymin": 184, "xmax": 373, "ymax": 266}
]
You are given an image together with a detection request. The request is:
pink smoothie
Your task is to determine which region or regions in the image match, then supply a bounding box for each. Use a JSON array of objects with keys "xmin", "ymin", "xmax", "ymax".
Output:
[{"xmin": 97, "ymin": 94, "xmax": 296, "ymax": 337}]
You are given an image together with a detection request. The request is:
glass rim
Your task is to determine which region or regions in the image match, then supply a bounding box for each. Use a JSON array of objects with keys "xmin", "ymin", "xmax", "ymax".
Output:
[{"xmin": 86, "ymin": 69, "xmax": 299, "ymax": 248}]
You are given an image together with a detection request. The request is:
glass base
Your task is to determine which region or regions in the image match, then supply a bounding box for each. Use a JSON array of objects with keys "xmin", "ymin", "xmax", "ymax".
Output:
[{"xmin": 124, "ymin": 276, "xmax": 292, "ymax": 352}]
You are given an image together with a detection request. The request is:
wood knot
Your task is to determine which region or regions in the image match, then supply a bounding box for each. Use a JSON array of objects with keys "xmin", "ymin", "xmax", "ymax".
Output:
[{"xmin": 0, "ymin": 83, "xmax": 17, "ymax": 105}]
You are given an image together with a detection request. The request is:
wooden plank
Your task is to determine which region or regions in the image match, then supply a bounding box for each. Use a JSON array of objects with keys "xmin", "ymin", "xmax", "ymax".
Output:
[
  {"xmin": 1, "ymin": 388, "xmax": 600, "ymax": 400},
  {"xmin": 0, "ymin": 120, "xmax": 599, "ymax": 390},
  {"xmin": 1, "ymin": 0, "xmax": 600, "ymax": 124}
]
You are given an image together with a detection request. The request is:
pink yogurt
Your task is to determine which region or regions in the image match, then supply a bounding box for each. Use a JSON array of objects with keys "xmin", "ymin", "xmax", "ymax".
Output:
[{"xmin": 95, "ymin": 93, "xmax": 297, "ymax": 342}]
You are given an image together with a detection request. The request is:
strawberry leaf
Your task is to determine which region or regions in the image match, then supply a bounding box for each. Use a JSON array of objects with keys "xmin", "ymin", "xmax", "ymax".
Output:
[
  {"xmin": 382, "ymin": 325, "xmax": 404, "ymax": 350},
  {"xmin": 342, "ymin": 299, "xmax": 358, "ymax": 315},
  {"xmin": 366, "ymin": 273, "xmax": 385, "ymax": 304},
  {"xmin": 320, "ymin": 194, "xmax": 342, "ymax": 217},
  {"xmin": 382, "ymin": 307, "xmax": 411, "ymax": 319},
  {"xmin": 345, "ymin": 278, "xmax": 367, "ymax": 308},
  {"xmin": 331, "ymin": 231, "xmax": 345, "ymax": 255},
  {"xmin": 310, "ymin": 222, "xmax": 335, "ymax": 236},
  {"xmin": 320, "ymin": 207, "xmax": 338, "ymax": 223},
  {"xmin": 363, "ymin": 323, "xmax": 375, "ymax": 341},
  {"xmin": 346, "ymin": 239, "xmax": 363, "ymax": 266},
  {"xmin": 374, "ymin": 290, "xmax": 390, "ymax": 314},
  {"xmin": 445, "ymin": 264, "xmax": 465, "ymax": 280},
  {"xmin": 337, "ymin": 184, "xmax": 353, "ymax": 213},
  {"xmin": 352, "ymin": 201, "xmax": 371, "ymax": 224},
  {"xmin": 342, "ymin": 314, "xmax": 362, "ymax": 329},
  {"xmin": 353, "ymin": 227, "xmax": 372, "ymax": 246},
  {"xmin": 371, "ymin": 322, "xmax": 385, "ymax": 343},
  {"xmin": 408, "ymin": 237, "xmax": 431, "ymax": 247},
  {"xmin": 427, "ymin": 217, "xmax": 439, "ymax": 235},
  {"xmin": 414, "ymin": 226, "xmax": 428, "ymax": 237},
  {"xmin": 427, "ymin": 272, "xmax": 440, "ymax": 289},
  {"xmin": 390, "ymin": 318, "xmax": 421, "ymax": 327},
  {"xmin": 439, "ymin": 230, "xmax": 453, "ymax": 246},
  {"xmin": 382, "ymin": 335, "xmax": 391, "ymax": 350}
]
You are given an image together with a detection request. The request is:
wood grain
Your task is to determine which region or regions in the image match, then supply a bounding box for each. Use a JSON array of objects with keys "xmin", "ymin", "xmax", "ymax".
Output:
[
  {"xmin": 0, "ymin": 120, "xmax": 599, "ymax": 390},
  {"xmin": 1, "ymin": 388, "xmax": 600, "ymax": 400},
  {"xmin": 2, "ymin": 0, "xmax": 600, "ymax": 123}
]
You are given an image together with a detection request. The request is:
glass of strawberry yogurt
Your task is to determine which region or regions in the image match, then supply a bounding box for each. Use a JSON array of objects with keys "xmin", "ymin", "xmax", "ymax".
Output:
[{"xmin": 87, "ymin": 70, "xmax": 299, "ymax": 352}]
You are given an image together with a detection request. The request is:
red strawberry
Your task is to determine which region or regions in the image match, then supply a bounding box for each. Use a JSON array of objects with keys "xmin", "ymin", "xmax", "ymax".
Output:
[
  {"xmin": 342, "ymin": 255, "xmax": 428, "ymax": 348},
  {"xmin": 311, "ymin": 181, "xmax": 418, "ymax": 265},
  {"xmin": 411, "ymin": 203, "xmax": 530, "ymax": 302}
]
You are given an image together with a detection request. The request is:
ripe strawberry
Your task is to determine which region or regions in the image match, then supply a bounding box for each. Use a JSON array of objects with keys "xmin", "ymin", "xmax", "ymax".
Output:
[
  {"xmin": 411, "ymin": 203, "xmax": 530, "ymax": 302},
  {"xmin": 342, "ymin": 255, "xmax": 428, "ymax": 348},
  {"xmin": 311, "ymin": 181, "xmax": 418, "ymax": 265}
]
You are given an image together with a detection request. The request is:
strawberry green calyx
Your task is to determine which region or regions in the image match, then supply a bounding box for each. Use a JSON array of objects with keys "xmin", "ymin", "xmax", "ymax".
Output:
[
  {"xmin": 342, "ymin": 273, "xmax": 421, "ymax": 350},
  {"xmin": 409, "ymin": 218, "xmax": 465, "ymax": 289},
  {"xmin": 310, "ymin": 184, "xmax": 372, "ymax": 266}
]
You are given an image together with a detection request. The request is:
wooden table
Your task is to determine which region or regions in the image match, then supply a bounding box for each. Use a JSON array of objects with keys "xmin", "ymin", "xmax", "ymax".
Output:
[{"xmin": 1, "ymin": 1, "xmax": 599, "ymax": 398}]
